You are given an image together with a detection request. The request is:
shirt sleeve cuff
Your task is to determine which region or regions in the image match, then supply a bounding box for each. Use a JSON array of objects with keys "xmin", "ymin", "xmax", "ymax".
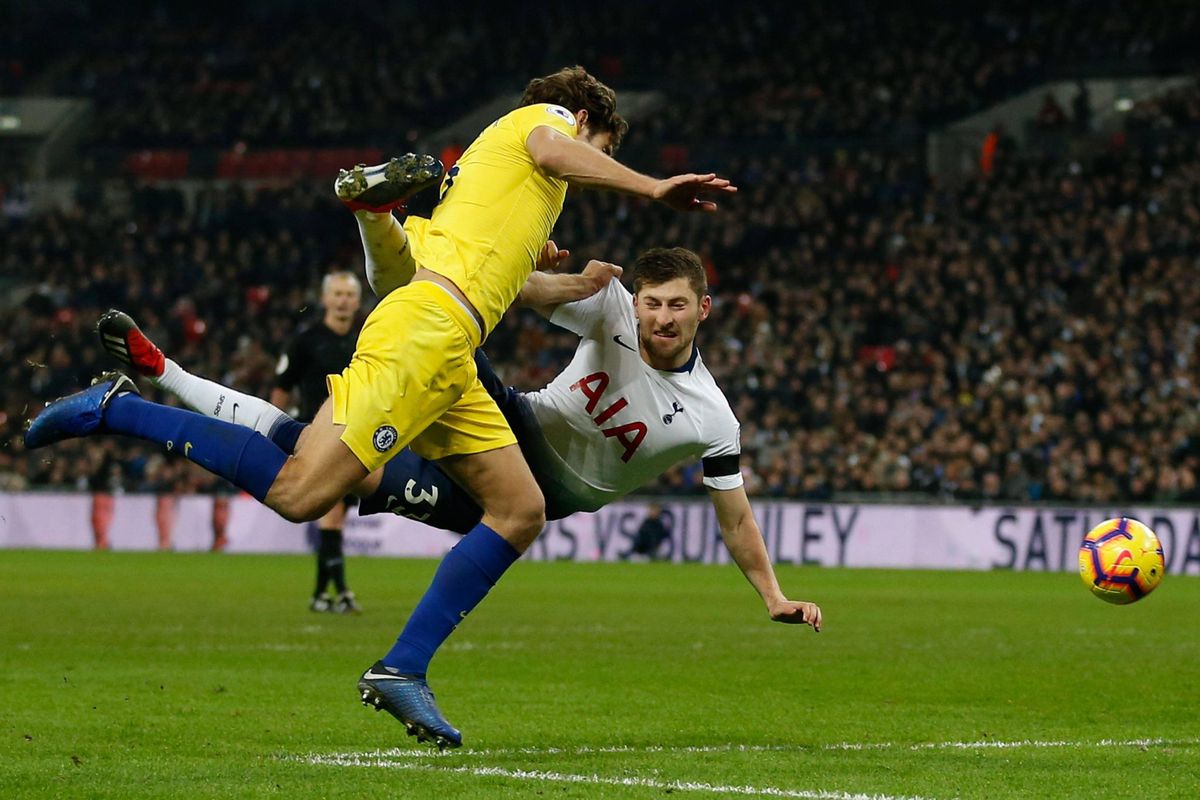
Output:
[{"xmin": 703, "ymin": 473, "xmax": 744, "ymax": 491}]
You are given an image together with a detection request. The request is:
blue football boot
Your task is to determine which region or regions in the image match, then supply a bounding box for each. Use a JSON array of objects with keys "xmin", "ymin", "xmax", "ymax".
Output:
[
  {"xmin": 24, "ymin": 372, "xmax": 139, "ymax": 449},
  {"xmin": 357, "ymin": 661, "xmax": 462, "ymax": 750}
]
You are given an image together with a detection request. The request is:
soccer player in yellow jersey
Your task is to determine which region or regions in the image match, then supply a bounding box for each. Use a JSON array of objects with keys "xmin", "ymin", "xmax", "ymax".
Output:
[{"xmin": 25, "ymin": 66, "xmax": 735, "ymax": 749}]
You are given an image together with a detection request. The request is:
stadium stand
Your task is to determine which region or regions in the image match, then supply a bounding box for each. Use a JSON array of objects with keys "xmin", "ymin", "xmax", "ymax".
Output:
[
  {"xmin": 4, "ymin": 1, "xmax": 1200, "ymax": 503},
  {"xmin": 8, "ymin": 2, "xmax": 1196, "ymax": 157}
]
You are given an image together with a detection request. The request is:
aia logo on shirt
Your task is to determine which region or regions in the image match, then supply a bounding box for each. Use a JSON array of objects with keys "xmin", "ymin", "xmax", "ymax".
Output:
[{"xmin": 569, "ymin": 371, "xmax": 646, "ymax": 462}]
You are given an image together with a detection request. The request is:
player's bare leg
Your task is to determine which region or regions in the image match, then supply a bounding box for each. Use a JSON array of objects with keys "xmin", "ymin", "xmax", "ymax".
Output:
[
  {"xmin": 437, "ymin": 445, "xmax": 546, "ymax": 551},
  {"xmin": 358, "ymin": 444, "xmax": 544, "ymax": 749},
  {"xmin": 352, "ymin": 211, "xmax": 418, "ymax": 297},
  {"xmin": 262, "ymin": 400, "xmax": 369, "ymax": 522},
  {"xmin": 335, "ymin": 155, "xmax": 442, "ymax": 297}
]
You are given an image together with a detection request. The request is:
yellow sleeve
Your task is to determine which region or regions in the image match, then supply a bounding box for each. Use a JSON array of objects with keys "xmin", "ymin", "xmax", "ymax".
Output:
[{"xmin": 508, "ymin": 103, "xmax": 580, "ymax": 141}]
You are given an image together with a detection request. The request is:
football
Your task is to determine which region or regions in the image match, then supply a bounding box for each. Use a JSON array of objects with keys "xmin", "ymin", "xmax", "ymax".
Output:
[{"xmin": 1078, "ymin": 517, "xmax": 1165, "ymax": 604}]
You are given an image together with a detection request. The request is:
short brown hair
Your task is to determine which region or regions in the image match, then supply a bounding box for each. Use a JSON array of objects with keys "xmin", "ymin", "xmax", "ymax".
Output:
[
  {"xmin": 632, "ymin": 248, "xmax": 708, "ymax": 300},
  {"xmin": 520, "ymin": 66, "xmax": 629, "ymax": 150}
]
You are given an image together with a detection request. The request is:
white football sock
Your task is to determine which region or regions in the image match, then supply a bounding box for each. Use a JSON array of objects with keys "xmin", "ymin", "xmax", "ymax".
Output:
[
  {"xmin": 355, "ymin": 210, "xmax": 417, "ymax": 297},
  {"xmin": 153, "ymin": 359, "xmax": 292, "ymax": 439}
]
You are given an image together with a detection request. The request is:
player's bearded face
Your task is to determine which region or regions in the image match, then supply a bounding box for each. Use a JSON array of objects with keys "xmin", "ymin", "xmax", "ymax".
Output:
[{"xmin": 634, "ymin": 278, "xmax": 711, "ymax": 369}]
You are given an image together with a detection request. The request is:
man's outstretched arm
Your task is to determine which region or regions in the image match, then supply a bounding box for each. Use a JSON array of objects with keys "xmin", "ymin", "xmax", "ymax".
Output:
[
  {"xmin": 525, "ymin": 127, "xmax": 737, "ymax": 212},
  {"xmin": 517, "ymin": 246, "xmax": 623, "ymax": 319},
  {"xmin": 708, "ymin": 485, "xmax": 823, "ymax": 631}
]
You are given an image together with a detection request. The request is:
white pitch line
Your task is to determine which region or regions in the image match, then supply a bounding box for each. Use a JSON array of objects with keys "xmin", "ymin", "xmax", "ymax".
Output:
[
  {"xmin": 304, "ymin": 754, "xmax": 935, "ymax": 800},
  {"xmin": 828, "ymin": 737, "xmax": 1200, "ymax": 752},
  {"xmin": 310, "ymin": 736, "xmax": 1200, "ymax": 762}
]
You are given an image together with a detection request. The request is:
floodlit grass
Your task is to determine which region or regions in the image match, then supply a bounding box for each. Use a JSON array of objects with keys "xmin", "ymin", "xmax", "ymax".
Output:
[{"xmin": 2, "ymin": 550, "xmax": 1198, "ymax": 798}]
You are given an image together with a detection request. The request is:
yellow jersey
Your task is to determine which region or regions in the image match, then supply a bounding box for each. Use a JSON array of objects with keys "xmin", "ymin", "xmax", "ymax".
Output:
[{"xmin": 402, "ymin": 102, "xmax": 579, "ymax": 336}]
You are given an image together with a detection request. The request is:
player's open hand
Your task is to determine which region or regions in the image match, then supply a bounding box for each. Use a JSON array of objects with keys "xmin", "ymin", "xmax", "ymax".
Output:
[
  {"xmin": 582, "ymin": 259, "xmax": 623, "ymax": 294},
  {"xmin": 651, "ymin": 173, "xmax": 737, "ymax": 213},
  {"xmin": 536, "ymin": 239, "xmax": 571, "ymax": 271},
  {"xmin": 768, "ymin": 598, "xmax": 822, "ymax": 632}
]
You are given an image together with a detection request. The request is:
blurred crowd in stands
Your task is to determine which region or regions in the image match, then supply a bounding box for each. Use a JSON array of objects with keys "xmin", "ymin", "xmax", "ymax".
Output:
[
  {"xmin": 6, "ymin": 1, "xmax": 1197, "ymax": 150},
  {"xmin": 3, "ymin": 1, "xmax": 1200, "ymax": 505}
]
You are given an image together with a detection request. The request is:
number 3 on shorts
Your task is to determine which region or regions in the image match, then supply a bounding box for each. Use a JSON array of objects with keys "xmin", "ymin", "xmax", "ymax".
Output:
[{"xmin": 438, "ymin": 164, "xmax": 460, "ymax": 204}]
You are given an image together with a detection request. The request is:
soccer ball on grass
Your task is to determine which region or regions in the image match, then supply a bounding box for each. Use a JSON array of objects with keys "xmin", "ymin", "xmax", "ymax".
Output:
[{"xmin": 1078, "ymin": 517, "xmax": 1164, "ymax": 605}]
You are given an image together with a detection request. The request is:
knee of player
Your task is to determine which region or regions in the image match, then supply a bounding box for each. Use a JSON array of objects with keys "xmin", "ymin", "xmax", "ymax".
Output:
[
  {"xmin": 276, "ymin": 499, "xmax": 323, "ymax": 524},
  {"xmin": 507, "ymin": 490, "xmax": 547, "ymax": 535},
  {"xmin": 268, "ymin": 482, "xmax": 332, "ymax": 523},
  {"xmin": 482, "ymin": 490, "xmax": 545, "ymax": 537}
]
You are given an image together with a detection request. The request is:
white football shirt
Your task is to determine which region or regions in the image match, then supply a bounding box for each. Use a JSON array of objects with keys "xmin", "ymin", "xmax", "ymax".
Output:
[{"xmin": 520, "ymin": 280, "xmax": 742, "ymax": 512}]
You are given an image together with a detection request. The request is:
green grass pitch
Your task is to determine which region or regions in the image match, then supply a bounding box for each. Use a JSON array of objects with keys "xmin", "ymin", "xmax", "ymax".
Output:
[{"xmin": 2, "ymin": 550, "xmax": 1198, "ymax": 799}]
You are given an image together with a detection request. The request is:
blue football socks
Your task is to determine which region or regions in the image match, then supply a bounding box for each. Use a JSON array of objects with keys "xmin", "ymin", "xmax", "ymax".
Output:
[
  {"xmin": 105, "ymin": 393, "xmax": 288, "ymax": 502},
  {"xmin": 266, "ymin": 416, "xmax": 306, "ymax": 454},
  {"xmin": 381, "ymin": 523, "xmax": 520, "ymax": 676}
]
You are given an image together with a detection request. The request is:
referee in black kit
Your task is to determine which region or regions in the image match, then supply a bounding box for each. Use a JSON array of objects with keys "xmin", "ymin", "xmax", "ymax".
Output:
[{"xmin": 271, "ymin": 270, "xmax": 364, "ymax": 614}]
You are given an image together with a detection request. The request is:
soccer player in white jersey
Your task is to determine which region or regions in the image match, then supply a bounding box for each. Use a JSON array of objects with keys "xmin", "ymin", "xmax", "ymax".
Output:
[{"xmin": 97, "ymin": 247, "xmax": 822, "ymax": 634}]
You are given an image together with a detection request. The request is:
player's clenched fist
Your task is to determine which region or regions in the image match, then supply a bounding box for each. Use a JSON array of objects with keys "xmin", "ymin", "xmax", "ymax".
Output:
[{"xmin": 581, "ymin": 259, "xmax": 623, "ymax": 294}]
